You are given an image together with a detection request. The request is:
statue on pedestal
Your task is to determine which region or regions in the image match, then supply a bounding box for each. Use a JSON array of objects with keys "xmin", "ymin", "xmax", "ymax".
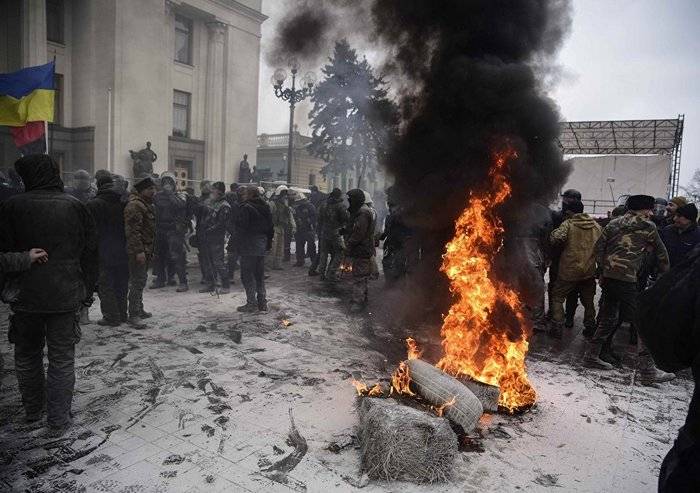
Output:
[
  {"xmin": 238, "ymin": 153, "xmax": 252, "ymax": 183},
  {"xmin": 129, "ymin": 141, "xmax": 158, "ymax": 178}
]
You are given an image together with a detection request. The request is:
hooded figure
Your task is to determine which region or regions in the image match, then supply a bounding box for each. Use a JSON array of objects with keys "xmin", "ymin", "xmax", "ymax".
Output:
[
  {"xmin": 310, "ymin": 188, "xmax": 349, "ymax": 280},
  {"xmin": 292, "ymin": 194, "xmax": 317, "ymax": 268},
  {"xmin": 0, "ymin": 154, "xmax": 98, "ymax": 435},
  {"xmin": 345, "ymin": 189, "xmax": 377, "ymax": 310},
  {"xmin": 548, "ymin": 201, "xmax": 602, "ymax": 338}
]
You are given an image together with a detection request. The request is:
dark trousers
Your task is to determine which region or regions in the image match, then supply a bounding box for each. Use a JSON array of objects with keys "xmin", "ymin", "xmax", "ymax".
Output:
[
  {"xmin": 240, "ymin": 256, "xmax": 266, "ymax": 305},
  {"xmin": 351, "ymin": 258, "xmax": 371, "ymax": 304},
  {"xmin": 99, "ymin": 263, "xmax": 129, "ymax": 322},
  {"xmin": 295, "ymin": 231, "xmax": 317, "ymax": 265},
  {"xmin": 313, "ymin": 237, "xmax": 343, "ymax": 279},
  {"xmin": 284, "ymin": 229, "xmax": 292, "ymax": 261},
  {"xmin": 204, "ymin": 238, "xmax": 229, "ymax": 289},
  {"xmin": 591, "ymin": 278, "xmax": 653, "ymax": 368},
  {"xmin": 128, "ymin": 256, "xmax": 150, "ymax": 317},
  {"xmin": 154, "ymin": 230, "xmax": 186, "ymax": 284},
  {"xmin": 10, "ymin": 311, "xmax": 79, "ymax": 427},
  {"xmin": 659, "ymin": 368, "xmax": 700, "ymax": 492}
]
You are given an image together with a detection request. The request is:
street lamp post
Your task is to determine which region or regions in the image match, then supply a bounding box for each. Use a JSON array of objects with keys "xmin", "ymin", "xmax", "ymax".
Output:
[{"xmin": 271, "ymin": 58, "xmax": 316, "ymax": 185}]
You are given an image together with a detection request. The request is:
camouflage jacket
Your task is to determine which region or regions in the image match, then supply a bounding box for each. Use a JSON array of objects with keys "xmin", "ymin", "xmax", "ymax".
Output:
[
  {"xmin": 124, "ymin": 193, "xmax": 156, "ymax": 257},
  {"xmin": 595, "ymin": 211, "xmax": 669, "ymax": 283}
]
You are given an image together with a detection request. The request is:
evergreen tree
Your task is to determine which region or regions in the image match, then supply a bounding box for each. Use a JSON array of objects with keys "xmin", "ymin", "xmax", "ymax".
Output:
[{"xmin": 308, "ymin": 40, "xmax": 398, "ymax": 188}]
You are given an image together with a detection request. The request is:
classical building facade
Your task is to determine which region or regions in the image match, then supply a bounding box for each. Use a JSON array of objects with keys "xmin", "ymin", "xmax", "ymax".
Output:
[{"xmin": 0, "ymin": 0, "xmax": 265, "ymax": 185}]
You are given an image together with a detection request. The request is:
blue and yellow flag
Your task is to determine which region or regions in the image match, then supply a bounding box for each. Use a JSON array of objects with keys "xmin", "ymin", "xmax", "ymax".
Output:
[{"xmin": 0, "ymin": 61, "xmax": 55, "ymax": 127}]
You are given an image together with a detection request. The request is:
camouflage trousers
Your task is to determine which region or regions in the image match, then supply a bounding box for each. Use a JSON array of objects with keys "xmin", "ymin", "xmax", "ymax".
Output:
[
  {"xmin": 128, "ymin": 256, "xmax": 150, "ymax": 317},
  {"xmin": 271, "ymin": 227, "xmax": 286, "ymax": 268},
  {"xmin": 10, "ymin": 311, "xmax": 80, "ymax": 427},
  {"xmin": 351, "ymin": 258, "xmax": 372, "ymax": 305}
]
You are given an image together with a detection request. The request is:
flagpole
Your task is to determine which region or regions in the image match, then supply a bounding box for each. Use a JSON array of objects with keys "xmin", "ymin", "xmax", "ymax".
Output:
[{"xmin": 45, "ymin": 120, "xmax": 49, "ymax": 155}]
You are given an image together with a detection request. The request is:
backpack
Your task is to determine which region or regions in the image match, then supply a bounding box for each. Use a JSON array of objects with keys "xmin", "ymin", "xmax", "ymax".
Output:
[{"xmin": 636, "ymin": 247, "xmax": 700, "ymax": 372}]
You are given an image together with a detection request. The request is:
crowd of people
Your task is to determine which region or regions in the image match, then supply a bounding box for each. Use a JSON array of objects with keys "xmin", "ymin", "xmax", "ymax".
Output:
[{"xmin": 0, "ymin": 154, "xmax": 698, "ymax": 490}]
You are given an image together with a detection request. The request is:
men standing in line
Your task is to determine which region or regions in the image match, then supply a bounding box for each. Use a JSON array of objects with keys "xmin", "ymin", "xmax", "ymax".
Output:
[
  {"xmin": 309, "ymin": 188, "xmax": 349, "ymax": 281},
  {"xmin": 548, "ymin": 200, "xmax": 601, "ymax": 339},
  {"xmin": 124, "ymin": 176, "xmax": 156, "ymax": 325},
  {"xmin": 150, "ymin": 173, "xmax": 189, "ymax": 292},
  {"xmin": 236, "ymin": 186, "xmax": 273, "ymax": 312},
  {"xmin": 583, "ymin": 195, "xmax": 674, "ymax": 386},
  {"xmin": 87, "ymin": 173, "xmax": 130, "ymax": 326},
  {"xmin": 199, "ymin": 182, "xmax": 232, "ymax": 294},
  {"xmin": 270, "ymin": 186, "xmax": 295, "ymax": 270},
  {"xmin": 292, "ymin": 194, "xmax": 317, "ymax": 268},
  {"xmin": 345, "ymin": 189, "xmax": 376, "ymax": 311},
  {"xmin": 0, "ymin": 154, "xmax": 98, "ymax": 436}
]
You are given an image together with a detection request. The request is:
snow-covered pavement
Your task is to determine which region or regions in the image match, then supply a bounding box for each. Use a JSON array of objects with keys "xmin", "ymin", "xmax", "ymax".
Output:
[{"xmin": 0, "ymin": 263, "xmax": 693, "ymax": 492}]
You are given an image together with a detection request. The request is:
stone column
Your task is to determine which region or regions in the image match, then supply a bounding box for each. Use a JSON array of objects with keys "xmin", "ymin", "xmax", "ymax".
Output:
[
  {"xmin": 204, "ymin": 21, "xmax": 227, "ymax": 181},
  {"xmin": 22, "ymin": 0, "xmax": 47, "ymax": 67}
]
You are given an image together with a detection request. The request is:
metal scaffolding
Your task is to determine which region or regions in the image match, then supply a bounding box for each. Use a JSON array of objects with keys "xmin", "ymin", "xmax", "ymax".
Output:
[{"xmin": 557, "ymin": 116, "xmax": 685, "ymax": 197}]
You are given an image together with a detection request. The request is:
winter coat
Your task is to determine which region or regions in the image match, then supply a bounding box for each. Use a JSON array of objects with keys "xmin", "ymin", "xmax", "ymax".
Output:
[
  {"xmin": 67, "ymin": 186, "xmax": 97, "ymax": 203},
  {"xmin": 318, "ymin": 196, "xmax": 350, "ymax": 241},
  {"xmin": 550, "ymin": 213, "xmax": 602, "ymax": 281},
  {"xmin": 346, "ymin": 204, "xmax": 376, "ymax": 259},
  {"xmin": 124, "ymin": 192, "xmax": 156, "ymax": 258},
  {"xmin": 236, "ymin": 197, "xmax": 274, "ymax": 256},
  {"xmin": 0, "ymin": 157, "xmax": 98, "ymax": 313},
  {"xmin": 153, "ymin": 189, "xmax": 188, "ymax": 233},
  {"xmin": 201, "ymin": 196, "xmax": 231, "ymax": 244},
  {"xmin": 661, "ymin": 223, "xmax": 700, "ymax": 268},
  {"xmin": 86, "ymin": 186, "xmax": 128, "ymax": 267},
  {"xmin": 595, "ymin": 211, "xmax": 669, "ymax": 283},
  {"xmin": 0, "ymin": 252, "xmax": 31, "ymax": 273},
  {"xmin": 293, "ymin": 200, "xmax": 317, "ymax": 233},
  {"xmin": 270, "ymin": 198, "xmax": 296, "ymax": 232}
]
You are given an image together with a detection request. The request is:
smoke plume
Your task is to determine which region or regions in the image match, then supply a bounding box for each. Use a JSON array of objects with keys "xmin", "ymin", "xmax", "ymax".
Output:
[{"xmin": 269, "ymin": 0, "xmax": 573, "ymax": 315}]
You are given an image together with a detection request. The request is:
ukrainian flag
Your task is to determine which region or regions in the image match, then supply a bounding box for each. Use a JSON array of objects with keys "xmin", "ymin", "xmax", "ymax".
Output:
[{"xmin": 0, "ymin": 61, "xmax": 55, "ymax": 127}]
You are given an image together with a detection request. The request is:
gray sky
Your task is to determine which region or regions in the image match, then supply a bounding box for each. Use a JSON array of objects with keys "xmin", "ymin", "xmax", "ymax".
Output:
[{"xmin": 257, "ymin": 0, "xmax": 700, "ymax": 188}]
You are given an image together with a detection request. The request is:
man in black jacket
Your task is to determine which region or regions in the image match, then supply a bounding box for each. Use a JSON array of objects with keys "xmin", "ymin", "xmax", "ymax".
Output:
[
  {"xmin": 236, "ymin": 186, "xmax": 273, "ymax": 312},
  {"xmin": 661, "ymin": 203, "xmax": 700, "ymax": 268},
  {"xmin": 87, "ymin": 174, "xmax": 129, "ymax": 326},
  {"xmin": 199, "ymin": 182, "xmax": 231, "ymax": 294},
  {"xmin": 0, "ymin": 154, "xmax": 98, "ymax": 436},
  {"xmin": 346, "ymin": 189, "xmax": 376, "ymax": 311}
]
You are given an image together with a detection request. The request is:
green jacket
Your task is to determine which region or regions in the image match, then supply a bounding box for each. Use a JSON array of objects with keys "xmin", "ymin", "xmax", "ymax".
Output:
[
  {"xmin": 124, "ymin": 193, "xmax": 156, "ymax": 257},
  {"xmin": 595, "ymin": 211, "xmax": 669, "ymax": 283},
  {"xmin": 550, "ymin": 213, "xmax": 602, "ymax": 281}
]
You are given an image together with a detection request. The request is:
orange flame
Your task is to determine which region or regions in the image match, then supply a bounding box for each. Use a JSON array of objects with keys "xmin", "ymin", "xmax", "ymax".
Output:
[
  {"xmin": 281, "ymin": 319, "xmax": 292, "ymax": 327},
  {"xmin": 436, "ymin": 147, "xmax": 536, "ymax": 413},
  {"xmin": 339, "ymin": 261, "xmax": 353, "ymax": 273},
  {"xmin": 352, "ymin": 379, "xmax": 383, "ymax": 397},
  {"xmin": 390, "ymin": 361, "xmax": 415, "ymax": 396},
  {"xmin": 406, "ymin": 337, "xmax": 422, "ymax": 360},
  {"xmin": 433, "ymin": 396, "xmax": 457, "ymax": 417}
]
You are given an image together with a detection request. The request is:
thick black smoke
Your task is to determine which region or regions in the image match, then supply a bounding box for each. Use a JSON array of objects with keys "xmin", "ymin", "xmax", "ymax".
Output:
[{"xmin": 270, "ymin": 0, "xmax": 573, "ymax": 317}]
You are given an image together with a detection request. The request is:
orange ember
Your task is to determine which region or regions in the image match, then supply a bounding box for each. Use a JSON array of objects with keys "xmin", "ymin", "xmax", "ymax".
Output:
[
  {"xmin": 390, "ymin": 360, "xmax": 414, "ymax": 396},
  {"xmin": 352, "ymin": 379, "xmax": 382, "ymax": 397},
  {"xmin": 406, "ymin": 337, "xmax": 422, "ymax": 360},
  {"xmin": 437, "ymin": 147, "xmax": 537, "ymax": 412}
]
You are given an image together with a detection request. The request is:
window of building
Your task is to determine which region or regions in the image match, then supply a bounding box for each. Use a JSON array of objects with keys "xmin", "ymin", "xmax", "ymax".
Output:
[
  {"xmin": 53, "ymin": 73, "xmax": 63, "ymax": 125},
  {"xmin": 309, "ymin": 173, "xmax": 316, "ymax": 186},
  {"xmin": 46, "ymin": 0, "xmax": 65, "ymax": 44},
  {"xmin": 172, "ymin": 90, "xmax": 191, "ymax": 138},
  {"xmin": 174, "ymin": 15, "xmax": 193, "ymax": 64},
  {"xmin": 174, "ymin": 159, "xmax": 193, "ymax": 190}
]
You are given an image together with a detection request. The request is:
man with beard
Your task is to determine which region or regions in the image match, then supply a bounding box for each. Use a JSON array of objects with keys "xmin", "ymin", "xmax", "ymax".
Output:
[
  {"xmin": 583, "ymin": 195, "xmax": 674, "ymax": 385},
  {"xmin": 549, "ymin": 189, "xmax": 582, "ymax": 327},
  {"xmin": 309, "ymin": 188, "xmax": 349, "ymax": 281},
  {"xmin": 199, "ymin": 182, "xmax": 231, "ymax": 294},
  {"xmin": 345, "ymin": 189, "xmax": 376, "ymax": 311},
  {"xmin": 150, "ymin": 173, "xmax": 189, "ymax": 292},
  {"xmin": 87, "ymin": 174, "xmax": 129, "ymax": 326},
  {"xmin": 664, "ymin": 196, "xmax": 688, "ymax": 228},
  {"xmin": 292, "ymin": 194, "xmax": 317, "ymax": 268},
  {"xmin": 0, "ymin": 154, "xmax": 98, "ymax": 436},
  {"xmin": 236, "ymin": 186, "xmax": 273, "ymax": 312},
  {"xmin": 124, "ymin": 176, "xmax": 156, "ymax": 325}
]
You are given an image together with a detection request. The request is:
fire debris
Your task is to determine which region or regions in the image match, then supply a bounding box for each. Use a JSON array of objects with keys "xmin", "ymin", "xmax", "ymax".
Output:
[{"xmin": 259, "ymin": 409, "xmax": 308, "ymax": 490}]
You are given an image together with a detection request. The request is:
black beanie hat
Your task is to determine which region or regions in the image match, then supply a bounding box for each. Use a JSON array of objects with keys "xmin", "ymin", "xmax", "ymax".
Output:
[
  {"xmin": 626, "ymin": 195, "xmax": 655, "ymax": 211},
  {"xmin": 677, "ymin": 203, "xmax": 698, "ymax": 223}
]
